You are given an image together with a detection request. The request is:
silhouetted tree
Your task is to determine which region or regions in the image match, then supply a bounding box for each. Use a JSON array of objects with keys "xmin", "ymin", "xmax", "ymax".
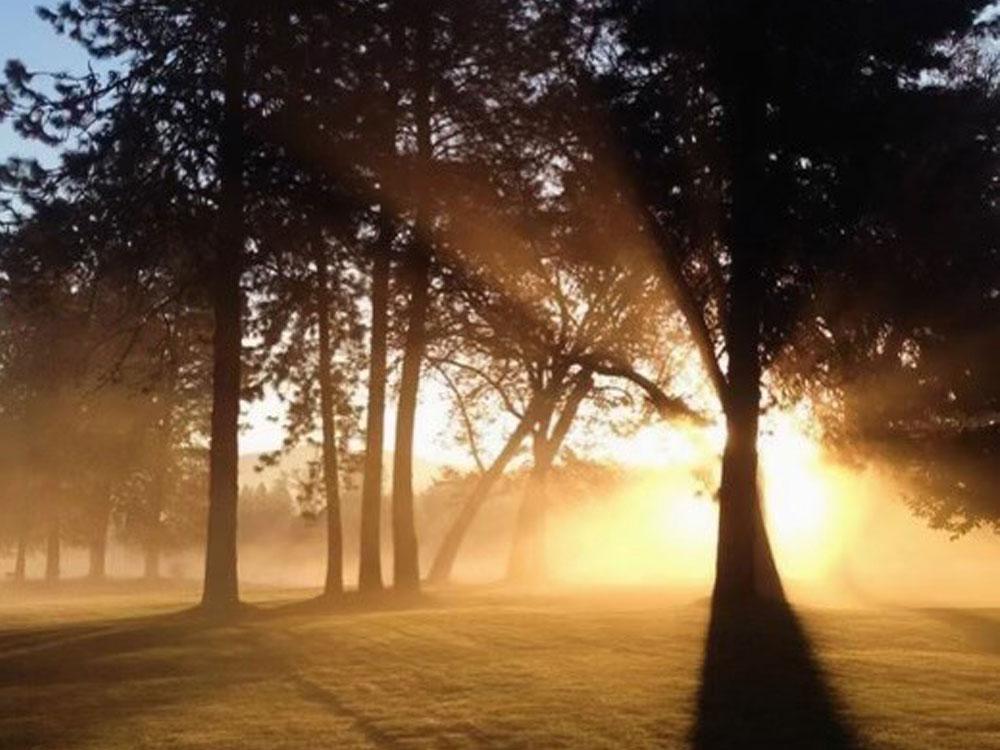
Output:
[{"xmin": 599, "ymin": 0, "xmax": 985, "ymax": 601}]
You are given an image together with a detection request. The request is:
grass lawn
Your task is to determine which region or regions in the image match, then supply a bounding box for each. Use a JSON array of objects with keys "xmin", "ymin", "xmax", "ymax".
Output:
[{"xmin": 0, "ymin": 584, "xmax": 997, "ymax": 749}]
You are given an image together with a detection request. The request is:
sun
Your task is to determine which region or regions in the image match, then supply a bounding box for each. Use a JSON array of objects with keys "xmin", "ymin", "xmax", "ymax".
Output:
[{"xmin": 553, "ymin": 401, "xmax": 861, "ymax": 587}]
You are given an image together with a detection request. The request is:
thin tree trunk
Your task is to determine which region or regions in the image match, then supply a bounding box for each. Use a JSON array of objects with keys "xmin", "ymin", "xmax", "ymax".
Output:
[
  {"xmin": 427, "ymin": 396, "xmax": 545, "ymax": 584},
  {"xmin": 144, "ymin": 542, "xmax": 161, "ymax": 581},
  {"xmin": 145, "ymin": 444, "xmax": 165, "ymax": 581},
  {"xmin": 144, "ymin": 463, "xmax": 164, "ymax": 582},
  {"xmin": 358, "ymin": 219, "xmax": 392, "ymax": 594},
  {"xmin": 88, "ymin": 522, "xmax": 108, "ymax": 580},
  {"xmin": 391, "ymin": 10, "xmax": 432, "ymax": 594},
  {"xmin": 506, "ymin": 456, "xmax": 549, "ymax": 584},
  {"xmin": 88, "ymin": 535, "xmax": 107, "ymax": 580},
  {"xmin": 44, "ymin": 514, "xmax": 60, "ymax": 583},
  {"xmin": 427, "ymin": 369, "xmax": 580, "ymax": 584},
  {"xmin": 202, "ymin": 2, "xmax": 245, "ymax": 612},
  {"xmin": 88, "ymin": 493, "xmax": 113, "ymax": 580},
  {"xmin": 391, "ymin": 245, "xmax": 429, "ymax": 592},
  {"xmin": 12, "ymin": 530, "xmax": 27, "ymax": 583},
  {"xmin": 315, "ymin": 247, "xmax": 344, "ymax": 597},
  {"xmin": 506, "ymin": 372, "xmax": 591, "ymax": 583},
  {"xmin": 147, "ymin": 357, "xmax": 175, "ymax": 583},
  {"xmin": 359, "ymin": 0, "xmax": 403, "ymax": 595}
]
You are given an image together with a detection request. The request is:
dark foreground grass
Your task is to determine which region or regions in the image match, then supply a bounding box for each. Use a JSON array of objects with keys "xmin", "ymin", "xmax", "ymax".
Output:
[{"xmin": 0, "ymin": 584, "xmax": 997, "ymax": 749}]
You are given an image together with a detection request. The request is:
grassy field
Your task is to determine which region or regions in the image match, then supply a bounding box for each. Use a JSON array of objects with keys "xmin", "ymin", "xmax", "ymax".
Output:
[{"xmin": 0, "ymin": 584, "xmax": 997, "ymax": 749}]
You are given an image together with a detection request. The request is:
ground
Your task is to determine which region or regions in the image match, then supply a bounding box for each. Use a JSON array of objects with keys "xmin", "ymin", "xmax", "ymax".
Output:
[{"xmin": 0, "ymin": 584, "xmax": 997, "ymax": 749}]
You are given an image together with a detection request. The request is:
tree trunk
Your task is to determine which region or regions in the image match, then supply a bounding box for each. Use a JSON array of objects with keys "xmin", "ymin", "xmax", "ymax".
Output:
[
  {"xmin": 88, "ymin": 496, "xmax": 112, "ymax": 580},
  {"xmin": 147, "ymin": 363, "xmax": 175, "ymax": 583},
  {"xmin": 712, "ymin": 19, "xmax": 783, "ymax": 603},
  {"xmin": 506, "ymin": 458, "xmax": 549, "ymax": 584},
  {"xmin": 359, "ymin": 8, "xmax": 401, "ymax": 595},
  {"xmin": 506, "ymin": 372, "xmax": 591, "ymax": 583},
  {"xmin": 427, "ymin": 395, "xmax": 547, "ymax": 584},
  {"xmin": 88, "ymin": 535, "xmax": 107, "ymax": 580},
  {"xmin": 145, "ymin": 451, "xmax": 165, "ymax": 581},
  {"xmin": 12, "ymin": 531, "xmax": 26, "ymax": 583},
  {"xmin": 391, "ymin": 245, "xmax": 429, "ymax": 592},
  {"xmin": 144, "ymin": 464, "xmax": 164, "ymax": 582},
  {"xmin": 315, "ymin": 248, "xmax": 344, "ymax": 597},
  {"xmin": 202, "ymin": 3, "xmax": 245, "ymax": 612},
  {"xmin": 391, "ymin": 10, "xmax": 432, "ymax": 594},
  {"xmin": 715, "ymin": 405, "xmax": 783, "ymax": 602},
  {"xmin": 144, "ymin": 542, "xmax": 161, "ymax": 581},
  {"xmin": 358, "ymin": 219, "xmax": 392, "ymax": 594},
  {"xmin": 44, "ymin": 515, "xmax": 60, "ymax": 583}
]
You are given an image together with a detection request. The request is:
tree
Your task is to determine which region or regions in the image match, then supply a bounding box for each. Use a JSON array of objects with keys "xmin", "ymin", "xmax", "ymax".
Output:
[
  {"xmin": 807, "ymin": 30, "xmax": 1000, "ymax": 538},
  {"xmin": 251, "ymin": 228, "xmax": 365, "ymax": 597},
  {"xmin": 0, "ymin": 177, "xmax": 213, "ymax": 582},
  {"xmin": 598, "ymin": 0, "xmax": 985, "ymax": 602},
  {"xmin": 426, "ymin": 245, "xmax": 698, "ymax": 583},
  {"xmin": 364, "ymin": 0, "xmax": 573, "ymax": 592},
  {"xmin": 1, "ymin": 0, "xmax": 289, "ymax": 609}
]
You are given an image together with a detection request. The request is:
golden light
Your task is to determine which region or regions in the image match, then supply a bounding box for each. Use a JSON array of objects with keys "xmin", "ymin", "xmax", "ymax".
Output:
[
  {"xmin": 759, "ymin": 410, "xmax": 841, "ymax": 580},
  {"xmin": 552, "ymin": 404, "xmax": 866, "ymax": 589}
]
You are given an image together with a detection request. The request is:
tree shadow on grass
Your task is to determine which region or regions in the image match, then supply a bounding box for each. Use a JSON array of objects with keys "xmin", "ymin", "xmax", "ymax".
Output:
[
  {"xmin": 691, "ymin": 595, "xmax": 862, "ymax": 750},
  {"xmin": 254, "ymin": 587, "xmax": 434, "ymax": 619},
  {"xmin": 0, "ymin": 590, "xmax": 437, "ymax": 749},
  {"xmin": 0, "ymin": 609, "xmax": 243, "ymax": 748}
]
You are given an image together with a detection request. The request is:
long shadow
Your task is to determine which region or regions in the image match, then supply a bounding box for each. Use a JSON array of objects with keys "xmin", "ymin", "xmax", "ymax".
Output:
[
  {"xmin": 691, "ymin": 595, "xmax": 861, "ymax": 749},
  {"xmin": 0, "ymin": 609, "xmax": 244, "ymax": 748},
  {"xmin": 0, "ymin": 590, "xmax": 435, "ymax": 748},
  {"xmin": 255, "ymin": 587, "xmax": 435, "ymax": 620}
]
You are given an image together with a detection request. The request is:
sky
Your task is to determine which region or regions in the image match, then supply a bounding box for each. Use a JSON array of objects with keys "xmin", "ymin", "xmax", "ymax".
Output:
[{"xmin": 0, "ymin": 2, "xmax": 92, "ymax": 166}]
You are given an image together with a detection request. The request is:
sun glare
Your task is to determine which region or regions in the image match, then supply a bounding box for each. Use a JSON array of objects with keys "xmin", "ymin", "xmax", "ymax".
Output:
[
  {"xmin": 759, "ymin": 411, "xmax": 841, "ymax": 579},
  {"xmin": 568, "ymin": 405, "xmax": 864, "ymax": 588}
]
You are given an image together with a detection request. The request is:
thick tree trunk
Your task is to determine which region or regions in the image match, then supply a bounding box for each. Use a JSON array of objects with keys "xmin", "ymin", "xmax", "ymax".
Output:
[
  {"xmin": 44, "ymin": 515, "xmax": 60, "ymax": 583},
  {"xmin": 715, "ymin": 405, "xmax": 783, "ymax": 602},
  {"xmin": 202, "ymin": 3, "xmax": 245, "ymax": 612},
  {"xmin": 315, "ymin": 250, "xmax": 344, "ymax": 597},
  {"xmin": 358, "ymin": 220, "xmax": 392, "ymax": 594},
  {"xmin": 712, "ymin": 254, "xmax": 783, "ymax": 602},
  {"xmin": 712, "ymin": 18, "xmax": 783, "ymax": 603}
]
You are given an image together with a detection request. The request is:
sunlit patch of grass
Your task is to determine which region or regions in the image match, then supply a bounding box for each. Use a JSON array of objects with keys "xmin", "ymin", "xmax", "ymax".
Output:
[{"xmin": 0, "ymin": 586, "xmax": 996, "ymax": 748}]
